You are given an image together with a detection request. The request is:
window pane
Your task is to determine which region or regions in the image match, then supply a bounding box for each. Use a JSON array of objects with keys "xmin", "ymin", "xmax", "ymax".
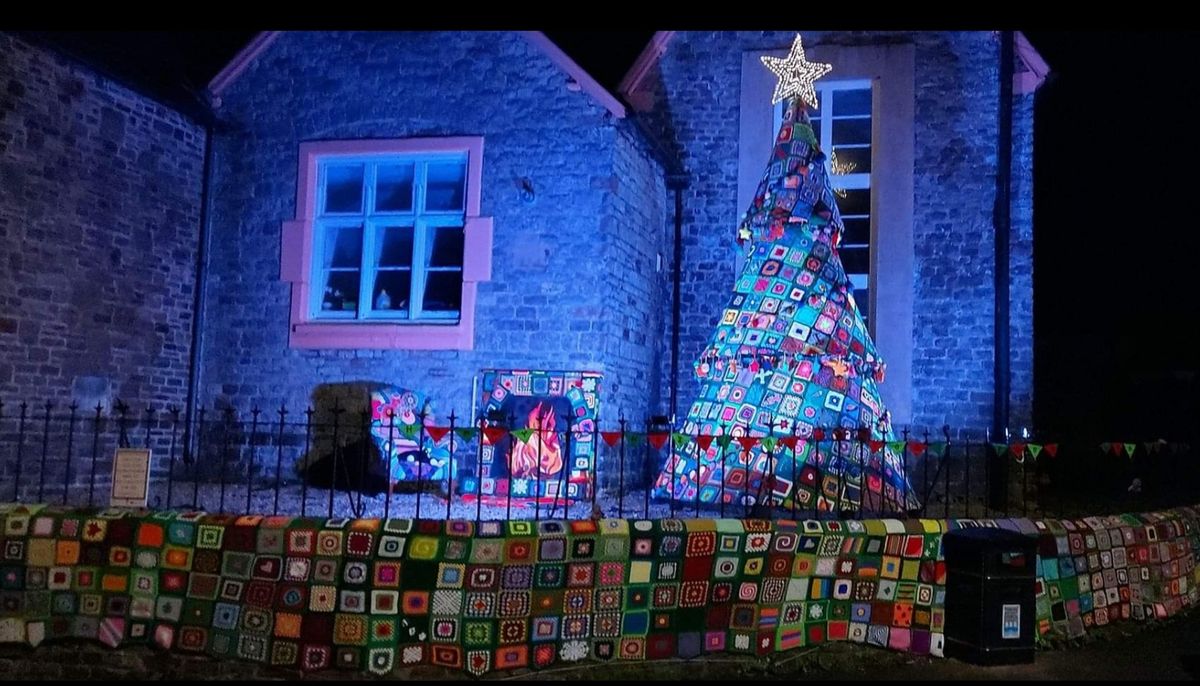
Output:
[
  {"xmin": 324, "ymin": 225, "xmax": 363, "ymax": 268},
  {"xmin": 840, "ymin": 246, "xmax": 870, "ymax": 275},
  {"xmin": 854, "ymin": 288, "xmax": 870, "ymax": 322},
  {"xmin": 372, "ymin": 270, "xmax": 412, "ymax": 315},
  {"xmin": 425, "ymin": 161, "xmax": 467, "ymax": 211},
  {"xmin": 377, "ymin": 226, "xmax": 414, "ymax": 268},
  {"xmin": 324, "ymin": 164, "xmax": 364, "ymax": 213},
  {"xmin": 832, "ymin": 88, "xmax": 872, "ymax": 117},
  {"xmin": 422, "ymin": 271, "xmax": 463, "ymax": 312},
  {"xmin": 428, "ymin": 226, "xmax": 465, "ymax": 268},
  {"xmin": 839, "ymin": 188, "xmax": 871, "ymax": 217},
  {"xmin": 831, "ymin": 145, "xmax": 871, "ymax": 174},
  {"xmin": 831, "ymin": 118, "xmax": 871, "ymax": 146},
  {"xmin": 811, "ymin": 119, "xmax": 821, "ymax": 141},
  {"xmin": 321, "ymin": 270, "xmax": 361, "ymax": 313},
  {"xmin": 841, "ymin": 218, "xmax": 870, "ymax": 247},
  {"xmin": 376, "ymin": 163, "xmax": 415, "ymax": 212}
]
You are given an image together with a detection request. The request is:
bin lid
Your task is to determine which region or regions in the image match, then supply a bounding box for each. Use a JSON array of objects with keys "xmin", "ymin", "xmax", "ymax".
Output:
[{"xmin": 943, "ymin": 527, "xmax": 1037, "ymax": 556}]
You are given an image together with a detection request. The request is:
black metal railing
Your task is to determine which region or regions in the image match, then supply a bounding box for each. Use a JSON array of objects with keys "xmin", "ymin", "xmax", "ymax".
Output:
[{"xmin": 0, "ymin": 398, "xmax": 1195, "ymax": 522}]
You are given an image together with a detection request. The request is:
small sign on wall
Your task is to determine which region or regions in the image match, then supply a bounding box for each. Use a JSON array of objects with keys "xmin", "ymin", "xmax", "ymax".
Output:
[
  {"xmin": 110, "ymin": 448, "xmax": 152, "ymax": 508},
  {"xmin": 1001, "ymin": 603, "xmax": 1021, "ymax": 639}
]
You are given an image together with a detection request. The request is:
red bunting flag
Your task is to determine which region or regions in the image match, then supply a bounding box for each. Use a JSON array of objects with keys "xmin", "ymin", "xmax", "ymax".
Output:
[
  {"xmin": 483, "ymin": 427, "xmax": 508, "ymax": 446},
  {"xmin": 647, "ymin": 432, "xmax": 670, "ymax": 451},
  {"xmin": 868, "ymin": 440, "xmax": 885, "ymax": 452},
  {"xmin": 1110, "ymin": 443, "xmax": 1123, "ymax": 457},
  {"xmin": 736, "ymin": 436, "xmax": 759, "ymax": 451},
  {"xmin": 600, "ymin": 431, "xmax": 623, "ymax": 448},
  {"xmin": 426, "ymin": 426, "xmax": 450, "ymax": 443},
  {"xmin": 1010, "ymin": 442, "xmax": 1026, "ymax": 458},
  {"xmin": 696, "ymin": 434, "xmax": 716, "ymax": 451},
  {"xmin": 907, "ymin": 441, "xmax": 927, "ymax": 456},
  {"xmin": 1044, "ymin": 443, "xmax": 1058, "ymax": 457},
  {"xmin": 857, "ymin": 428, "xmax": 872, "ymax": 442},
  {"xmin": 812, "ymin": 428, "xmax": 826, "ymax": 441},
  {"xmin": 779, "ymin": 436, "xmax": 800, "ymax": 450}
]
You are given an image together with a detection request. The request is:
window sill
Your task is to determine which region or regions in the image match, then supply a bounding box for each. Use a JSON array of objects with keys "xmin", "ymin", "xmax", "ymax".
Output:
[{"xmin": 289, "ymin": 320, "xmax": 474, "ymax": 350}]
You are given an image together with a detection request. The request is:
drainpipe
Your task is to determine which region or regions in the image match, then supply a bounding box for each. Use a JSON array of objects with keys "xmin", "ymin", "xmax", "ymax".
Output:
[
  {"xmin": 990, "ymin": 30, "xmax": 1015, "ymax": 508},
  {"xmin": 184, "ymin": 121, "xmax": 215, "ymax": 449},
  {"xmin": 666, "ymin": 174, "xmax": 689, "ymax": 424}
]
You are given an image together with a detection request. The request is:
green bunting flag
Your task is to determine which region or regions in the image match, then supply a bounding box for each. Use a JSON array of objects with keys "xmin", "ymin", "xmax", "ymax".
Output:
[
  {"xmin": 672, "ymin": 432, "xmax": 691, "ymax": 450},
  {"xmin": 626, "ymin": 433, "xmax": 644, "ymax": 447},
  {"xmin": 888, "ymin": 441, "xmax": 906, "ymax": 454},
  {"xmin": 454, "ymin": 427, "xmax": 478, "ymax": 442},
  {"xmin": 511, "ymin": 428, "xmax": 534, "ymax": 443},
  {"xmin": 1124, "ymin": 443, "xmax": 1136, "ymax": 458},
  {"xmin": 1100, "ymin": 442, "xmax": 1111, "ymax": 454},
  {"xmin": 400, "ymin": 422, "xmax": 420, "ymax": 440},
  {"xmin": 926, "ymin": 442, "xmax": 947, "ymax": 458},
  {"xmin": 992, "ymin": 443, "xmax": 1007, "ymax": 456},
  {"xmin": 715, "ymin": 435, "xmax": 734, "ymax": 449},
  {"xmin": 1027, "ymin": 444, "xmax": 1043, "ymax": 459},
  {"xmin": 760, "ymin": 436, "xmax": 779, "ymax": 453}
]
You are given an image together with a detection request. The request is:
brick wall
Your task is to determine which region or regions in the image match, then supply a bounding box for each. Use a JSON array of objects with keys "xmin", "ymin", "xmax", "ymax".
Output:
[
  {"xmin": 638, "ymin": 31, "xmax": 1036, "ymax": 434},
  {"xmin": 0, "ymin": 33, "xmax": 203, "ymax": 411}
]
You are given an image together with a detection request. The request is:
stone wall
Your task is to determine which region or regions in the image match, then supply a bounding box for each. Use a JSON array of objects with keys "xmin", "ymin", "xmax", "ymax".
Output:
[
  {"xmin": 637, "ymin": 31, "xmax": 1036, "ymax": 434},
  {"xmin": 199, "ymin": 31, "xmax": 668, "ymax": 440},
  {"xmin": 0, "ymin": 33, "xmax": 204, "ymax": 410}
]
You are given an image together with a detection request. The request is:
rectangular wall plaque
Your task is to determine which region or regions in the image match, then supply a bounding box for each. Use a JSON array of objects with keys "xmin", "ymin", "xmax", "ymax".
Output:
[{"xmin": 110, "ymin": 448, "xmax": 152, "ymax": 508}]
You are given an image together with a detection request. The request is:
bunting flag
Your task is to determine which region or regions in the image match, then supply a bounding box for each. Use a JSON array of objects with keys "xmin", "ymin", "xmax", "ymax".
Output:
[
  {"xmin": 736, "ymin": 436, "xmax": 759, "ymax": 451},
  {"xmin": 715, "ymin": 435, "xmax": 734, "ymax": 450},
  {"xmin": 1100, "ymin": 442, "xmax": 1111, "ymax": 454},
  {"xmin": 868, "ymin": 439, "xmax": 885, "ymax": 452},
  {"xmin": 483, "ymin": 426, "xmax": 508, "ymax": 446},
  {"xmin": 696, "ymin": 434, "xmax": 716, "ymax": 451},
  {"xmin": 1027, "ymin": 444, "xmax": 1043, "ymax": 460},
  {"xmin": 426, "ymin": 426, "xmax": 450, "ymax": 443},
  {"xmin": 812, "ymin": 428, "xmax": 826, "ymax": 441},
  {"xmin": 778, "ymin": 436, "xmax": 800, "ymax": 450},
  {"xmin": 760, "ymin": 436, "xmax": 779, "ymax": 453},
  {"xmin": 1124, "ymin": 443, "xmax": 1137, "ymax": 458},
  {"xmin": 1111, "ymin": 443, "xmax": 1124, "ymax": 457},
  {"xmin": 992, "ymin": 443, "xmax": 1007, "ymax": 456},
  {"xmin": 626, "ymin": 433, "xmax": 644, "ymax": 447},
  {"xmin": 400, "ymin": 422, "xmax": 420, "ymax": 440},
  {"xmin": 511, "ymin": 428, "xmax": 534, "ymax": 443},
  {"xmin": 672, "ymin": 432, "xmax": 691, "ymax": 451},
  {"xmin": 600, "ymin": 431, "xmax": 623, "ymax": 448},
  {"xmin": 926, "ymin": 442, "xmax": 947, "ymax": 459},
  {"xmin": 906, "ymin": 441, "xmax": 927, "ymax": 456},
  {"xmin": 454, "ymin": 427, "xmax": 478, "ymax": 442},
  {"xmin": 1010, "ymin": 443, "xmax": 1026, "ymax": 459},
  {"xmin": 647, "ymin": 432, "xmax": 670, "ymax": 451},
  {"xmin": 1044, "ymin": 443, "xmax": 1058, "ymax": 458},
  {"xmin": 888, "ymin": 441, "xmax": 906, "ymax": 454}
]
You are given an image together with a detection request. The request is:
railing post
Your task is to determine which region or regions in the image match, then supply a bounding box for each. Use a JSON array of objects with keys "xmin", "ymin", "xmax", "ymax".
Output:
[
  {"xmin": 247, "ymin": 406, "xmax": 260, "ymax": 515},
  {"xmin": 13, "ymin": 402, "xmax": 27, "ymax": 503},
  {"xmin": 384, "ymin": 409, "xmax": 397, "ymax": 521},
  {"xmin": 88, "ymin": 403, "xmax": 102, "ymax": 508},
  {"xmin": 505, "ymin": 411, "xmax": 515, "ymax": 522},
  {"xmin": 474, "ymin": 414, "xmax": 484, "ymax": 524},
  {"xmin": 446, "ymin": 410, "xmax": 457, "ymax": 521},
  {"xmin": 193, "ymin": 408, "xmax": 205, "ymax": 510},
  {"xmin": 64, "ymin": 402, "xmax": 79, "ymax": 506},
  {"xmin": 167, "ymin": 406, "xmax": 180, "ymax": 510},
  {"xmin": 617, "ymin": 413, "xmax": 626, "ymax": 520},
  {"xmin": 37, "ymin": 400, "xmax": 52, "ymax": 503},
  {"xmin": 329, "ymin": 401, "xmax": 344, "ymax": 519},
  {"xmin": 301, "ymin": 407, "xmax": 313, "ymax": 518},
  {"xmin": 416, "ymin": 406, "xmax": 428, "ymax": 522},
  {"xmin": 358, "ymin": 407, "xmax": 371, "ymax": 519},
  {"xmin": 273, "ymin": 405, "xmax": 287, "ymax": 517},
  {"xmin": 219, "ymin": 405, "xmax": 233, "ymax": 514}
]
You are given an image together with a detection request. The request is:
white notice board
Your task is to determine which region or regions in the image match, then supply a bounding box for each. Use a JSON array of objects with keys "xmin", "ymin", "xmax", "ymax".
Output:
[{"xmin": 110, "ymin": 448, "xmax": 152, "ymax": 508}]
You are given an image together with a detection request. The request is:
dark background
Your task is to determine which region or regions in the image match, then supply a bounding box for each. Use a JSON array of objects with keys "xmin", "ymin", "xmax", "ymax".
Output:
[{"xmin": 14, "ymin": 30, "xmax": 1200, "ymax": 442}]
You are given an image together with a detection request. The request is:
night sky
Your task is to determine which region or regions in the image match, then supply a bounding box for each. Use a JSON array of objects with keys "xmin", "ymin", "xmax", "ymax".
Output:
[{"xmin": 18, "ymin": 30, "xmax": 1200, "ymax": 441}]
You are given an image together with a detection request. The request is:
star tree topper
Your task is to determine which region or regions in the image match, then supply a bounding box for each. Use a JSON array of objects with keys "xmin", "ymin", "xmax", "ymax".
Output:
[{"xmin": 761, "ymin": 34, "xmax": 833, "ymax": 108}]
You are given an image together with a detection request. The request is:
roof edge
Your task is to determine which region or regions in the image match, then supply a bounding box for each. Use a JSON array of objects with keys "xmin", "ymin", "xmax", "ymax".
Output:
[
  {"xmin": 518, "ymin": 32, "xmax": 626, "ymax": 119},
  {"xmin": 617, "ymin": 30, "xmax": 675, "ymax": 99},
  {"xmin": 207, "ymin": 31, "xmax": 282, "ymax": 100}
]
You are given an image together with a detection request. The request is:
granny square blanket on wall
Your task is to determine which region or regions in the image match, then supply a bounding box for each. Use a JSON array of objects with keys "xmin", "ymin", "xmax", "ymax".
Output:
[{"xmin": 0, "ymin": 503, "xmax": 1197, "ymax": 675}]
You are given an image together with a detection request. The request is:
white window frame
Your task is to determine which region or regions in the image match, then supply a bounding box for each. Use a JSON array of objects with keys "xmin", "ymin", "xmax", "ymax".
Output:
[
  {"xmin": 311, "ymin": 154, "xmax": 467, "ymax": 323},
  {"xmin": 774, "ymin": 78, "xmax": 874, "ymax": 320}
]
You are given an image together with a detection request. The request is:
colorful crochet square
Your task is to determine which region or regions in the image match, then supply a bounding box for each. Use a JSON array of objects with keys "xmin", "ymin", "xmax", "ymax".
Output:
[{"xmin": 0, "ymin": 503, "xmax": 1197, "ymax": 675}]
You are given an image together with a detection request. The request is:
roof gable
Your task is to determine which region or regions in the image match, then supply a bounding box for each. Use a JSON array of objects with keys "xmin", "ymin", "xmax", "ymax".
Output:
[{"xmin": 206, "ymin": 31, "xmax": 624, "ymax": 118}]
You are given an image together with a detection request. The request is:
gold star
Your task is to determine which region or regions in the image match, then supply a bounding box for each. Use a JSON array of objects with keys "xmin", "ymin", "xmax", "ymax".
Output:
[{"xmin": 760, "ymin": 34, "xmax": 833, "ymax": 108}]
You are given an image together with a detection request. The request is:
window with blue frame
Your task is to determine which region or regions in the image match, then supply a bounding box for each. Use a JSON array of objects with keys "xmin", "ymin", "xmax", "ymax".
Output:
[{"xmin": 312, "ymin": 155, "xmax": 468, "ymax": 322}]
